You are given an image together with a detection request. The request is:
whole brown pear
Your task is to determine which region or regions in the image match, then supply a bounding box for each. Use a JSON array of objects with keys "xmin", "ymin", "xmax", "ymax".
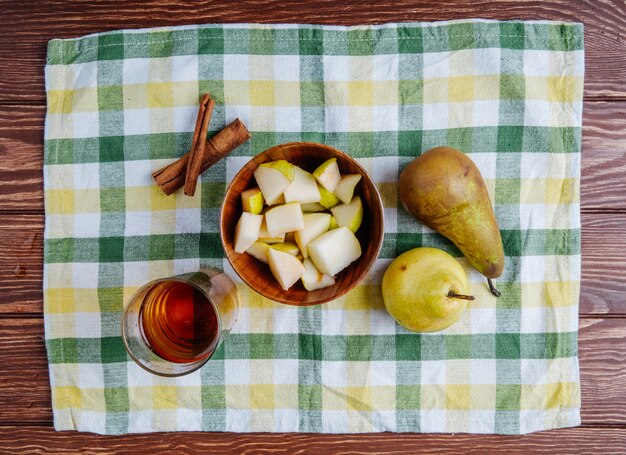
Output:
[{"xmin": 398, "ymin": 146, "xmax": 504, "ymax": 294}]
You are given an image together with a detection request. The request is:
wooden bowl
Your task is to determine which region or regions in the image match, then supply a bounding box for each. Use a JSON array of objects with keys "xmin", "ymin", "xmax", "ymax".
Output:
[{"xmin": 220, "ymin": 142, "xmax": 385, "ymax": 306}]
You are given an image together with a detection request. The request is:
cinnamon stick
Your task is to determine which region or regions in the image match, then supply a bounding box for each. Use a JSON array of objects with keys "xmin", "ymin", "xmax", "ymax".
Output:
[
  {"xmin": 184, "ymin": 94, "xmax": 215, "ymax": 196},
  {"xmin": 152, "ymin": 119, "xmax": 251, "ymax": 196}
]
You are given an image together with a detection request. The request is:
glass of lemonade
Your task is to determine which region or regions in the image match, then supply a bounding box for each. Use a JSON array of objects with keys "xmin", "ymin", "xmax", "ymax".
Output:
[{"xmin": 122, "ymin": 268, "xmax": 240, "ymax": 377}]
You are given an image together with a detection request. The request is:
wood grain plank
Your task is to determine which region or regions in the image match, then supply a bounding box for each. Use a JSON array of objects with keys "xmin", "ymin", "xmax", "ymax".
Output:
[
  {"xmin": 1, "ymin": 317, "xmax": 624, "ymax": 425},
  {"xmin": 1, "ymin": 101, "xmax": 625, "ymax": 212},
  {"xmin": 1, "ymin": 213, "xmax": 625, "ymax": 316},
  {"xmin": 0, "ymin": 425, "xmax": 625, "ymax": 455},
  {"xmin": 0, "ymin": 0, "xmax": 624, "ymax": 102}
]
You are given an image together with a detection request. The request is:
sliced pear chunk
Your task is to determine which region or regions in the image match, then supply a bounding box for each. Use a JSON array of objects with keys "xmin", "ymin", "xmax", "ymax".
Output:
[
  {"xmin": 318, "ymin": 185, "xmax": 340, "ymax": 209},
  {"xmin": 301, "ymin": 258, "xmax": 336, "ymax": 291},
  {"xmin": 333, "ymin": 174, "xmax": 362, "ymax": 205},
  {"xmin": 241, "ymin": 187, "xmax": 265, "ymax": 214},
  {"xmin": 313, "ymin": 158, "xmax": 341, "ymax": 192},
  {"xmin": 246, "ymin": 241, "xmax": 270, "ymax": 263},
  {"xmin": 258, "ymin": 218, "xmax": 285, "ymax": 244},
  {"xmin": 330, "ymin": 196, "xmax": 363, "ymax": 233},
  {"xmin": 301, "ymin": 202, "xmax": 327, "ymax": 213},
  {"xmin": 267, "ymin": 247, "xmax": 306, "ymax": 291},
  {"xmin": 265, "ymin": 202, "xmax": 305, "ymax": 236},
  {"xmin": 234, "ymin": 212, "xmax": 263, "ymax": 254},
  {"xmin": 270, "ymin": 242, "xmax": 300, "ymax": 256},
  {"xmin": 253, "ymin": 160, "xmax": 294, "ymax": 205},
  {"xmin": 284, "ymin": 166, "xmax": 321, "ymax": 204},
  {"xmin": 294, "ymin": 213, "xmax": 331, "ymax": 259},
  {"xmin": 307, "ymin": 227, "xmax": 361, "ymax": 276}
]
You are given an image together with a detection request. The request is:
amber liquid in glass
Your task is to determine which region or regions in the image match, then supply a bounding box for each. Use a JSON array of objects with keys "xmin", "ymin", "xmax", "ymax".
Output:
[{"xmin": 139, "ymin": 281, "xmax": 219, "ymax": 363}]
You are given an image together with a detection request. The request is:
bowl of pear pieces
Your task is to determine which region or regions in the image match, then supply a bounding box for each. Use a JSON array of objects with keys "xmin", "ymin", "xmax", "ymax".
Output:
[{"xmin": 220, "ymin": 142, "xmax": 384, "ymax": 306}]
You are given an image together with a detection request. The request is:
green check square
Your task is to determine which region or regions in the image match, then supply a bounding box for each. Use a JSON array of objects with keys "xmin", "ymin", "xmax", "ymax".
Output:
[
  {"xmin": 496, "ymin": 333, "xmax": 521, "ymax": 359},
  {"xmin": 501, "ymin": 229, "xmax": 522, "ymax": 257},
  {"xmin": 497, "ymin": 126, "xmax": 524, "ymax": 152},
  {"xmin": 398, "ymin": 131, "xmax": 422, "ymax": 156},
  {"xmin": 100, "ymin": 187, "xmax": 125, "ymax": 212},
  {"xmin": 97, "ymin": 33, "xmax": 124, "ymax": 60},
  {"xmin": 149, "ymin": 235, "xmax": 175, "ymax": 261},
  {"xmin": 77, "ymin": 338, "xmax": 101, "ymax": 362},
  {"xmin": 448, "ymin": 22, "xmax": 475, "ymax": 51},
  {"xmin": 298, "ymin": 334, "xmax": 322, "ymax": 360},
  {"xmin": 299, "ymin": 385, "xmax": 322, "ymax": 410},
  {"xmin": 202, "ymin": 385, "xmax": 226, "ymax": 408},
  {"xmin": 398, "ymin": 80, "xmax": 423, "ymax": 104},
  {"xmin": 499, "ymin": 22, "xmax": 525, "ymax": 49},
  {"xmin": 99, "ymin": 236, "xmax": 124, "ymax": 263},
  {"xmin": 101, "ymin": 336, "xmax": 127, "ymax": 363},
  {"xmin": 149, "ymin": 31, "xmax": 174, "ymax": 58},
  {"xmin": 446, "ymin": 335, "xmax": 472, "ymax": 359},
  {"xmin": 299, "ymin": 28, "xmax": 324, "ymax": 55},
  {"xmin": 395, "ymin": 334, "xmax": 421, "ymax": 361},
  {"xmin": 99, "ymin": 136, "xmax": 124, "ymax": 162},
  {"xmin": 397, "ymin": 27, "xmax": 423, "ymax": 54},
  {"xmin": 46, "ymin": 338, "xmax": 77, "ymax": 363},
  {"xmin": 249, "ymin": 29, "xmax": 274, "ymax": 55},
  {"xmin": 495, "ymin": 178, "xmax": 520, "ymax": 204},
  {"xmin": 98, "ymin": 287, "xmax": 123, "ymax": 313},
  {"xmin": 98, "ymin": 86, "xmax": 123, "ymax": 111},
  {"xmin": 500, "ymin": 75, "xmax": 525, "ymax": 100},
  {"xmin": 300, "ymin": 81, "xmax": 325, "ymax": 106},
  {"xmin": 347, "ymin": 335, "xmax": 371, "ymax": 361},
  {"xmin": 397, "ymin": 385, "xmax": 420, "ymax": 410},
  {"xmin": 348, "ymin": 132, "xmax": 374, "ymax": 157},
  {"xmin": 249, "ymin": 333, "xmax": 274, "ymax": 359},
  {"xmin": 199, "ymin": 233, "xmax": 223, "ymax": 258},
  {"xmin": 44, "ymin": 139, "xmax": 73, "ymax": 165},
  {"xmin": 348, "ymin": 29, "xmax": 374, "ymax": 55},
  {"xmin": 198, "ymin": 27, "xmax": 224, "ymax": 54},
  {"xmin": 104, "ymin": 387, "xmax": 130, "ymax": 412},
  {"xmin": 496, "ymin": 384, "xmax": 521, "ymax": 411},
  {"xmin": 447, "ymin": 128, "xmax": 473, "ymax": 152}
]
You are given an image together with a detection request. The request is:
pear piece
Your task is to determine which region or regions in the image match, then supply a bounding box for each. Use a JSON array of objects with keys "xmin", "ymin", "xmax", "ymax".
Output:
[
  {"xmin": 382, "ymin": 247, "xmax": 473, "ymax": 333},
  {"xmin": 246, "ymin": 241, "xmax": 270, "ymax": 263},
  {"xmin": 328, "ymin": 216, "xmax": 339, "ymax": 230},
  {"xmin": 294, "ymin": 213, "xmax": 331, "ymax": 258},
  {"xmin": 258, "ymin": 218, "xmax": 285, "ymax": 244},
  {"xmin": 270, "ymin": 242, "xmax": 300, "ymax": 256},
  {"xmin": 301, "ymin": 258, "xmax": 335, "ymax": 291},
  {"xmin": 253, "ymin": 160, "xmax": 295, "ymax": 205},
  {"xmin": 301, "ymin": 202, "xmax": 327, "ymax": 213},
  {"xmin": 307, "ymin": 227, "xmax": 361, "ymax": 276},
  {"xmin": 267, "ymin": 248, "xmax": 306, "ymax": 291},
  {"xmin": 265, "ymin": 202, "xmax": 305, "ymax": 236},
  {"xmin": 318, "ymin": 185, "xmax": 340, "ymax": 209},
  {"xmin": 234, "ymin": 212, "xmax": 263, "ymax": 253},
  {"xmin": 334, "ymin": 174, "xmax": 362, "ymax": 204},
  {"xmin": 330, "ymin": 196, "xmax": 363, "ymax": 233},
  {"xmin": 313, "ymin": 158, "xmax": 341, "ymax": 192},
  {"xmin": 398, "ymin": 146, "xmax": 504, "ymax": 296},
  {"xmin": 241, "ymin": 187, "xmax": 265, "ymax": 214},
  {"xmin": 284, "ymin": 166, "xmax": 322, "ymax": 204}
]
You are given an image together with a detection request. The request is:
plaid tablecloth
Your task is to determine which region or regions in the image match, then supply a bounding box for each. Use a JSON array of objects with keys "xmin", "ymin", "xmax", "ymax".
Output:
[{"xmin": 44, "ymin": 20, "xmax": 583, "ymax": 435}]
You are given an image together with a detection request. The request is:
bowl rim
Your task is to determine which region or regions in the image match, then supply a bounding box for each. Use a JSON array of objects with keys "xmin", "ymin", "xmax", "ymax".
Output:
[{"xmin": 219, "ymin": 141, "xmax": 385, "ymax": 305}]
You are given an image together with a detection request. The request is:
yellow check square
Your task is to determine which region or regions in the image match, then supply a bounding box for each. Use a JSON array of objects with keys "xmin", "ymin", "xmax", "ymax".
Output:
[
  {"xmin": 348, "ymin": 81, "xmax": 373, "ymax": 106},
  {"xmin": 448, "ymin": 76, "xmax": 474, "ymax": 102},
  {"xmin": 250, "ymin": 81, "xmax": 275, "ymax": 106},
  {"xmin": 148, "ymin": 82, "xmax": 175, "ymax": 108}
]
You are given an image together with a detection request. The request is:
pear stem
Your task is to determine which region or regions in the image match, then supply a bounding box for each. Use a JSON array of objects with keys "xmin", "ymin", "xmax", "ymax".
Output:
[
  {"xmin": 487, "ymin": 278, "xmax": 501, "ymax": 298},
  {"xmin": 447, "ymin": 291, "xmax": 475, "ymax": 301}
]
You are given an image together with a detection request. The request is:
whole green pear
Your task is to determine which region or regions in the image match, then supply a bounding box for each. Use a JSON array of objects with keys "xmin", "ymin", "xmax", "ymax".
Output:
[
  {"xmin": 398, "ymin": 146, "xmax": 504, "ymax": 295},
  {"xmin": 382, "ymin": 247, "xmax": 473, "ymax": 333}
]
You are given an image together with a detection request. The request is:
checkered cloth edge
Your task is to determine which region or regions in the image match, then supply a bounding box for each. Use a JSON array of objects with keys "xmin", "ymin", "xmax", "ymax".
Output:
[{"xmin": 44, "ymin": 20, "xmax": 583, "ymax": 434}]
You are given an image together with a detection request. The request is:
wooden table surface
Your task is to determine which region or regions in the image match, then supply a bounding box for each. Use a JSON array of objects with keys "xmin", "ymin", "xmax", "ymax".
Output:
[{"xmin": 1, "ymin": 0, "xmax": 625, "ymax": 453}]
